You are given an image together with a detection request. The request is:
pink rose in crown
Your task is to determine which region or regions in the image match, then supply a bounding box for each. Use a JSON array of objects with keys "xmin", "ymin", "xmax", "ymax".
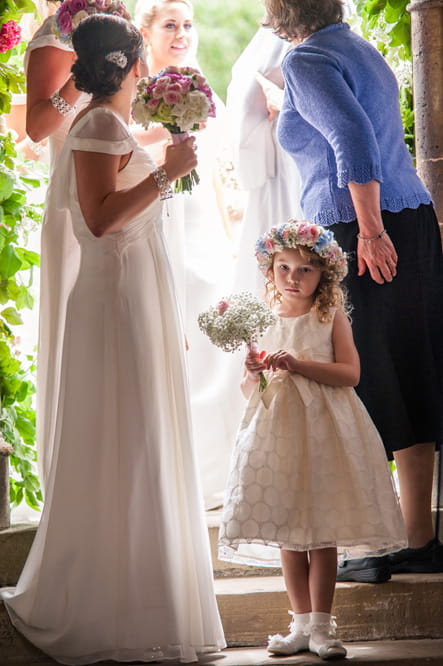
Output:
[
  {"xmin": 69, "ymin": 0, "xmax": 89, "ymax": 13},
  {"xmin": 217, "ymin": 300, "xmax": 229, "ymax": 315}
]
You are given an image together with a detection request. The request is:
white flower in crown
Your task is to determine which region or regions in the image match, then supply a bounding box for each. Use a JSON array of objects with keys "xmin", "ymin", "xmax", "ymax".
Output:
[{"xmin": 105, "ymin": 50, "xmax": 128, "ymax": 68}]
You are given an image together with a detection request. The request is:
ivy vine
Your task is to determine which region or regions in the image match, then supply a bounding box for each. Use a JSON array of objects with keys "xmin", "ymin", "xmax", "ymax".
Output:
[{"xmin": 1, "ymin": 0, "xmax": 44, "ymax": 511}]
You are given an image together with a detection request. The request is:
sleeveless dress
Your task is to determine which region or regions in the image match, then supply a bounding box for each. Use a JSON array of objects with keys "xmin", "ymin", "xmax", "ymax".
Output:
[
  {"xmin": 25, "ymin": 16, "xmax": 90, "ymax": 491},
  {"xmin": 1, "ymin": 108, "xmax": 225, "ymax": 664},
  {"xmin": 218, "ymin": 310, "xmax": 407, "ymax": 566}
]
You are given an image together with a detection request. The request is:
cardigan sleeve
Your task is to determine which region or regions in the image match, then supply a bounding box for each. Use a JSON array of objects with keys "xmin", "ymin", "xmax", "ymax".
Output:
[{"xmin": 282, "ymin": 48, "xmax": 383, "ymax": 188}]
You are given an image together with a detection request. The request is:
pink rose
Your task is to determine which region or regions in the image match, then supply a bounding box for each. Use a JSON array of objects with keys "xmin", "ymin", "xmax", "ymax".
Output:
[
  {"xmin": 57, "ymin": 6, "xmax": 73, "ymax": 33},
  {"xmin": 68, "ymin": 0, "xmax": 89, "ymax": 13},
  {"xmin": 217, "ymin": 300, "xmax": 229, "ymax": 314},
  {"xmin": 164, "ymin": 91, "xmax": 183, "ymax": 105}
]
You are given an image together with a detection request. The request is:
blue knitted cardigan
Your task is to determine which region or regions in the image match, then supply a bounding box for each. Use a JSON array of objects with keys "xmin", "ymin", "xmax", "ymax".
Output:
[{"xmin": 278, "ymin": 22, "xmax": 431, "ymax": 226}]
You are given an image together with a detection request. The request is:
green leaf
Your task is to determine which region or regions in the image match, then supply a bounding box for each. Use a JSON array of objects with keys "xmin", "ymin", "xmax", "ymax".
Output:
[
  {"xmin": 0, "ymin": 169, "xmax": 15, "ymax": 202},
  {"xmin": 1, "ymin": 306, "xmax": 23, "ymax": 325},
  {"xmin": 0, "ymin": 244, "xmax": 22, "ymax": 278}
]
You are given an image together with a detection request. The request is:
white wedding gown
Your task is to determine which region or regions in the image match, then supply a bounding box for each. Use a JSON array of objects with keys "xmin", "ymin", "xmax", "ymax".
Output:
[{"xmin": 1, "ymin": 107, "xmax": 225, "ymax": 664}]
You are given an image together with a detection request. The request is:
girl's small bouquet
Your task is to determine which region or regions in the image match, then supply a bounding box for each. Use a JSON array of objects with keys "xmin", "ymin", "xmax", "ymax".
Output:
[
  {"xmin": 132, "ymin": 66, "xmax": 216, "ymax": 194},
  {"xmin": 53, "ymin": 0, "xmax": 131, "ymax": 44},
  {"xmin": 198, "ymin": 292, "xmax": 276, "ymax": 391}
]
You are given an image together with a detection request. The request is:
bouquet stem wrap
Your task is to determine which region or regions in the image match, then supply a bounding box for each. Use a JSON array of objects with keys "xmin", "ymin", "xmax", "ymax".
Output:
[
  {"xmin": 171, "ymin": 132, "xmax": 200, "ymax": 193},
  {"xmin": 247, "ymin": 341, "xmax": 268, "ymax": 392}
]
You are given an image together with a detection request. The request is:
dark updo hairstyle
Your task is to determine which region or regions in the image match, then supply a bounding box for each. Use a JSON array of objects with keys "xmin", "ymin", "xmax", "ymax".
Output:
[
  {"xmin": 72, "ymin": 14, "xmax": 144, "ymax": 99},
  {"xmin": 263, "ymin": 0, "xmax": 344, "ymax": 42}
]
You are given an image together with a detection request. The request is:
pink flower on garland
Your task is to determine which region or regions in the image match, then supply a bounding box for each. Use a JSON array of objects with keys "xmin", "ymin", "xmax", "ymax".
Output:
[{"xmin": 0, "ymin": 20, "xmax": 22, "ymax": 53}]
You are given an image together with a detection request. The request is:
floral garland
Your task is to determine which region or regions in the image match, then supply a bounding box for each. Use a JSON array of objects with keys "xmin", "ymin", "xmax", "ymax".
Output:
[
  {"xmin": 255, "ymin": 220, "xmax": 348, "ymax": 281},
  {"xmin": 53, "ymin": 0, "xmax": 131, "ymax": 44}
]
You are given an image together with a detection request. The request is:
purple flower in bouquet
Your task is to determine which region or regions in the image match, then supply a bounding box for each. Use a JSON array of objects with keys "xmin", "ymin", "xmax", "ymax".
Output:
[
  {"xmin": 132, "ymin": 65, "xmax": 216, "ymax": 194},
  {"xmin": 52, "ymin": 0, "xmax": 131, "ymax": 44},
  {"xmin": 0, "ymin": 20, "xmax": 21, "ymax": 53}
]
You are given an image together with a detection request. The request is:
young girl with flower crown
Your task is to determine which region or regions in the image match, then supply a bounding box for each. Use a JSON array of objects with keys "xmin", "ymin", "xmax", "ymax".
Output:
[{"xmin": 218, "ymin": 220, "xmax": 407, "ymax": 660}]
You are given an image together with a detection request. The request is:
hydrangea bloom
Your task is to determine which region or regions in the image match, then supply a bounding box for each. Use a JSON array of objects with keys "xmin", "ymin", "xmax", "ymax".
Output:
[{"xmin": 0, "ymin": 20, "xmax": 21, "ymax": 53}]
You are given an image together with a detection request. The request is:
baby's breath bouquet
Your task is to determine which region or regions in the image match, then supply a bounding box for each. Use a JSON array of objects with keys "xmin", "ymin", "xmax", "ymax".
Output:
[{"xmin": 198, "ymin": 292, "xmax": 276, "ymax": 391}]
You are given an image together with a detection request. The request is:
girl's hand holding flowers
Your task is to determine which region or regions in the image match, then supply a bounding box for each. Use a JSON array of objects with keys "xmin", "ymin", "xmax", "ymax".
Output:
[
  {"xmin": 132, "ymin": 66, "xmax": 216, "ymax": 195},
  {"xmin": 264, "ymin": 349, "xmax": 298, "ymax": 373}
]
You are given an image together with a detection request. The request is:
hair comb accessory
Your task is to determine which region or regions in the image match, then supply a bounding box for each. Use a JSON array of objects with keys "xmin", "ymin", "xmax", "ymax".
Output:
[
  {"xmin": 255, "ymin": 219, "xmax": 348, "ymax": 281},
  {"xmin": 105, "ymin": 51, "xmax": 128, "ymax": 68}
]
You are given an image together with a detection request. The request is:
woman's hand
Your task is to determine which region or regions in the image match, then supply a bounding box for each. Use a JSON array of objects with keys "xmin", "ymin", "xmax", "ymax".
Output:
[
  {"xmin": 162, "ymin": 136, "xmax": 197, "ymax": 181},
  {"xmin": 256, "ymin": 72, "xmax": 284, "ymax": 122},
  {"xmin": 264, "ymin": 350, "xmax": 297, "ymax": 372},
  {"xmin": 348, "ymin": 180, "xmax": 398, "ymax": 285},
  {"xmin": 357, "ymin": 232, "xmax": 398, "ymax": 284}
]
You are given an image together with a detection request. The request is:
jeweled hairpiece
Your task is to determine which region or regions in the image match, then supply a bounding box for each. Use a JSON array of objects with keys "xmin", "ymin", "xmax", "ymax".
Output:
[
  {"xmin": 105, "ymin": 50, "xmax": 128, "ymax": 68},
  {"xmin": 255, "ymin": 219, "xmax": 348, "ymax": 281}
]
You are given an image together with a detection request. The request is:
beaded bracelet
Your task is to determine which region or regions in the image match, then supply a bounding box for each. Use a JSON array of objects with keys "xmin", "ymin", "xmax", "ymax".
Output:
[
  {"xmin": 152, "ymin": 166, "xmax": 173, "ymax": 200},
  {"xmin": 50, "ymin": 90, "xmax": 77, "ymax": 117},
  {"xmin": 357, "ymin": 229, "xmax": 387, "ymax": 242}
]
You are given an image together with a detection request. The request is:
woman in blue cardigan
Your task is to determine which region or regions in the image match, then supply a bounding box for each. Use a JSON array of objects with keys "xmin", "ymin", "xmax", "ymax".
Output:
[{"xmin": 264, "ymin": 0, "xmax": 443, "ymax": 582}]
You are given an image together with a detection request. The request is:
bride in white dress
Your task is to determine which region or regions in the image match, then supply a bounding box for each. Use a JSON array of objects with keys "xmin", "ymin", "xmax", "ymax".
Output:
[{"xmin": 1, "ymin": 15, "xmax": 225, "ymax": 664}]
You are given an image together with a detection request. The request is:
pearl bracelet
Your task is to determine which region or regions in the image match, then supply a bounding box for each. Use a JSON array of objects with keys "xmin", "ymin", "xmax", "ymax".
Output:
[
  {"xmin": 152, "ymin": 166, "xmax": 173, "ymax": 200},
  {"xmin": 50, "ymin": 90, "xmax": 77, "ymax": 117},
  {"xmin": 357, "ymin": 229, "xmax": 387, "ymax": 242}
]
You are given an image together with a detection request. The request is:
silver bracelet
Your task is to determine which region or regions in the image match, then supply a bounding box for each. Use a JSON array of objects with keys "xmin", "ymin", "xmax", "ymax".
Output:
[
  {"xmin": 357, "ymin": 229, "xmax": 387, "ymax": 242},
  {"xmin": 152, "ymin": 166, "xmax": 173, "ymax": 200},
  {"xmin": 50, "ymin": 90, "xmax": 77, "ymax": 117}
]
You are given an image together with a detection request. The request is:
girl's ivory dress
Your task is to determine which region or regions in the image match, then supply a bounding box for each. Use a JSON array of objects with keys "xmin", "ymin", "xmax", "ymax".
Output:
[
  {"xmin": 1, "ymin": 108, "xmax": 225, "ymax": 664},
  {"xmin": 218, "ymin": 310, "xmax": 407, "ymax": 566}
]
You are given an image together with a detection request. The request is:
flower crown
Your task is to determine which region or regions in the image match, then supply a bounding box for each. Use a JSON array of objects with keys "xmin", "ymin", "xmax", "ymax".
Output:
[
  {"xmin": 255, "ymin": 220, "xmax": 348, "ymax": 281},
  {"xmin": 53, "ymin": 0, "xmax": 131, "ymax": 44}
]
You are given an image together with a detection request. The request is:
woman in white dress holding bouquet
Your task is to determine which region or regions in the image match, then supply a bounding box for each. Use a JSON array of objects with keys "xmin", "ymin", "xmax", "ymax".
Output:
[
  {"xmin": 134, "ymin": 0, "xmax": 237, "ymax": 509},
  {"xmin": 1, "ymin": 15, "xmax": 225, "ymax": 664}
]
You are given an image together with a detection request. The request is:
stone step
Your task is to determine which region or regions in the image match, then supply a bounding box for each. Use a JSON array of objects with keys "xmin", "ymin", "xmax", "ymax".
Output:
[
  {"xmin": 1, "ymin": 639, "xmax": 443, "ymax": 665},
  {"xmin": 215, "ymin": 574, "xmax": 443, "ymax": 645},
  {"xmin": 2, "ymin": 573, "xmax": 443, "ymax": 661}
]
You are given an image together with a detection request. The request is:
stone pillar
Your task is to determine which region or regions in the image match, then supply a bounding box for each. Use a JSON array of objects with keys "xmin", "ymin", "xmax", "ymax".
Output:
[
  {"xmin": 0, "ymin": 451, "xmax": 11, "ymax": 531},
  {"xmin": 408, "ymin": 0, "xmax": 443, "ymax": 229}
]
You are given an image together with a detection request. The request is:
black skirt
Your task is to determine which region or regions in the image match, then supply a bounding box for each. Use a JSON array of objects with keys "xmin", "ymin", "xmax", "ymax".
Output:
[{"xmin": 329, "ymin": 204, "xmax": 443, "ymax": 458}]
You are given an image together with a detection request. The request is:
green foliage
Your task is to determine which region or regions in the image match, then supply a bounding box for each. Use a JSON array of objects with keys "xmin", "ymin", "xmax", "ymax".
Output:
[
  {"xmin": 1, "ymin": 0, "xmax": 44, "ymax": 511},
  {"xmin": 0, "ymin": 132, "xmax": 43, "ymax": 511},
  {"xmin": 193, "ymin": 0, "xmax": 264, "ymax": 102}
]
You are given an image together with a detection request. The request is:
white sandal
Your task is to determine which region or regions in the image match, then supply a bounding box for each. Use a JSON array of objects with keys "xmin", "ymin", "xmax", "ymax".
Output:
[
  {"xmin": 267, "ymin": 610, "xmax": 310, "ymax": 655},
  {"xmin": 309, "ymin": 614, "xmax": 347, "ymax": 660}
]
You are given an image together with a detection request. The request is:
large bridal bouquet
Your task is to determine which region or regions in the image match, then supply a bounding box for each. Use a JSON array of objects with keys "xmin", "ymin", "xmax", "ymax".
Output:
[
  {"xmin": 53, "ymin": 0, "xmax": 131, "ymax": 44},
  {"xmin": 198, "ymin": 292, "xmax": 276, "ymax": 391},
  {"xmin": 132, "ymin": 66, "xmax": 216, "ymax": 194}
]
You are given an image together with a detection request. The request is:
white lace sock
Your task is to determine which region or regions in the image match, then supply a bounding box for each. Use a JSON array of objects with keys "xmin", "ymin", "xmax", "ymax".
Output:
[
  {"xmin": 267, "ymin": 611, "xmax": 310, "ymax": 655},
  {"xmin": 309, "ymin": 612, "xmax": 347, "ymax": 660}
]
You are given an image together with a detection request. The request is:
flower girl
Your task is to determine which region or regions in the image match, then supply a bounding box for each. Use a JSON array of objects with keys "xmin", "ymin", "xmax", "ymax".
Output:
[{"xmin": 218, "ymin": 220, "xmax": 406, "ymax": 660}]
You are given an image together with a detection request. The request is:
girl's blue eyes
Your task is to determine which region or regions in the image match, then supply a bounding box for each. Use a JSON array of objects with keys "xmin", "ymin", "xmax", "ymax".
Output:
[{"xmin": 279, "ymin": 265, "xmax": 312, "ymax": 273}]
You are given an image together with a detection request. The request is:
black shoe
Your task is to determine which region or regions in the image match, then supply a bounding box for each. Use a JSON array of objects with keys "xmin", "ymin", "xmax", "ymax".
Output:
[
  {"xmin": 336, "ymin": 556, "xmax": 391, "ymax": 583},
  {"xmin": 388, "ymin": 537, "xmax": 443, "ymax": 574}
]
